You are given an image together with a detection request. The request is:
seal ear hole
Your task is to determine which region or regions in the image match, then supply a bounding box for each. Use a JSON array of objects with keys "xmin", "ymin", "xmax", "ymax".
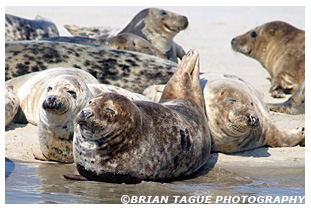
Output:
[
  {"xmin": 88, "ymin": 101, "xmax": 92, "ymax": 104},
  {"xmin": 250, "ymin": 31, "xmax": 257, "ymax": 38},
  {"xmin": 160, "ymin": 10, "xmax": 167, "ymax": 16},
  {"xmin": 47, "ymin": 86, "xmax": 52, "ymax": 92},
  {"xmin": 250, "ymin": 102, "xmax": 254, "ymax": 106}
]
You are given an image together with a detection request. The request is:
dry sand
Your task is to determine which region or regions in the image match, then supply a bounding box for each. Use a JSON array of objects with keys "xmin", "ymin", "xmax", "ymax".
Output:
[{"xmin": 5, "ymin": 6, "xmax": 305, "ymax": 169}]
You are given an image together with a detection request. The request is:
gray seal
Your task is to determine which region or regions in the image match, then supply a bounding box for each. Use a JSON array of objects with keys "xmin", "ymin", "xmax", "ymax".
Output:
[
  {"xmin": 69, "ymin": 49, "xmax": 211, "ymax": 183},
  {"xmin": 144, "ymin": 72, "xmax": 305, "ymax": 153},
  {"xmin": 119, "ymin": 8, "xmax": 188, "ymax": 62},
  {"xmin": 5, "ymin": 40, "xmax": 177, "ymax": 93},
  {"xmin": 5, "ymin": 13, "xmax": 59, "ymax": 41},
  {"xmin": 231, "ymin": 21, "xmax": 305, "ymax": 98}
]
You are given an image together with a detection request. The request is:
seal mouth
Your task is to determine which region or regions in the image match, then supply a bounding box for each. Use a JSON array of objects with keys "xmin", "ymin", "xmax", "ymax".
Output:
[
  {"xmin": 163, "ymin": 23, "xmax": 178, "ymax": 32},
  {"xmin": 42, "ymin": 98, "xmax": 68, "ymax": 115}
]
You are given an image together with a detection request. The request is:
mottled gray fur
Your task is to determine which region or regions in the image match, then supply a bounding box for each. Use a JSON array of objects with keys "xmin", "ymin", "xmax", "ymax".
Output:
[{"xmin": 5, "ymin": 40, "xmax": 177, "ymax": 93}]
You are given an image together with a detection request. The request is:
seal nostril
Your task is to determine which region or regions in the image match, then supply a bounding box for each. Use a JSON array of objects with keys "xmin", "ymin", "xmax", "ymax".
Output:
[
  {"xmin": 48, "ymin": 96, "xmax": 56, "ymax": 104},
  {"xmin": 248, "ymin": 115, "xmax": 258, "ymax": 127},
  {"xmin": 81, "ymin": 110, "xmax": 92, "ymax": 119}
]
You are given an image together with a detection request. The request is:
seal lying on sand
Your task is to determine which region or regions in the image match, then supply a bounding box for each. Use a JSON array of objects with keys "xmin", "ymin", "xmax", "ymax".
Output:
[
  {"xmin": 5, "ymin": 86, "xmax": 20, "ymax": 127},
  {"xmin": 5, "ymin": 14, "xmax": 59, "ymax": 41},
  {"xmin": 66, "ymin": 49, "xmax": 211, "ymax": 183},
  {"xmin": 143, "ymin": 72, "xmax": 305, "ymax": 153},
  {"xmin": 231, "ymin": 21, "xmax": 305, "ymax": 98},
  {"xmin": 267, "ymin": 81, "xmax": 305, "ymax": 115},
  {"xmin": 5, "ymin": 40, "xmax": 177, "ymax": 93},
  {"xmin": 42, "ymin": 33, "xmax": 166, "ymax": 58}
]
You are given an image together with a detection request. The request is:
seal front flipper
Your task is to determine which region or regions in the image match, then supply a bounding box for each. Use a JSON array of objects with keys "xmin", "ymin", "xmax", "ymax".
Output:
[
  {"xmin": 63, "ymin": 174, "xmax": 88, "ymax": 181},
  {"xmin": 267, "ymin": 81, "xmax": 305, "ymax": 114}
]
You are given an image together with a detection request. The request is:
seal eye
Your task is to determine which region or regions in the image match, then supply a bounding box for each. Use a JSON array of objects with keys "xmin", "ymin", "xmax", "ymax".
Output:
[
  {"xmin": 160, "ymin": 10, "xmax": 167, "ymax": 16},
  {"xmin": 225, "ymin": 98, "xmax": 237, "ymax": 102},
  {"xmin": 250, "ymin": 31, "xmax": 257, "ymax": 38},
  {"xmin": 47, "ymin": 86, "xmax": 52, "ymax": 92},
  {"xmin": 250, "ymin": 102, "xmax": 254, "ymax": 106},
  {"xmin": 67, "ymin": 90, "xmax": 77, "ymax": 99}
]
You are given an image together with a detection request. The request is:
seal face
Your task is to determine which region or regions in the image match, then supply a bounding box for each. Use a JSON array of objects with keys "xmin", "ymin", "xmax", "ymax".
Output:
[
  {"xmin": 5, "ymin": 40, "xmax": 177, "ymax": 93},
  {"xmin": 119, "ymin": 8, "xmax": 188, "ymax": 62},
  {"xmin": 5, "ymin": 14, "xmax": 59, "ymax": 41},
  {"xmin": 73, "ymin": 49, "xmax": 211, "ymax": 183},
  {"xmin": 143, "ymin": 72, "xmax": 305, "ymax": 153},
  {"xmin": 231, "ymin": 21, "xmax": 305, "ymax": 98}
]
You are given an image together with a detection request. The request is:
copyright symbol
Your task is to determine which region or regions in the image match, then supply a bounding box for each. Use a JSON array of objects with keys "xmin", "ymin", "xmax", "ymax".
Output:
[{"xmin": 121, "ymin": 195, "xmax": 130, "ymax": 204}]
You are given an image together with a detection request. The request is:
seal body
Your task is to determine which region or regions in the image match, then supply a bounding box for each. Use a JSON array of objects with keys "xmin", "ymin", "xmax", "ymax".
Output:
[
  {"xmin": 119, "ymin": 8, "xmax": 188, "ymax": 62},
  {"xmin": 73, "ymin": 49, "xmax": 211, "ymax": 183},
  {"xmin": 231, "ymin": 21, "xmax": 305, "ymax": 98},
  {"xmin": 5, "ymin": 86, "xmax": 20, "ymax": 127},
  {"xmin": 144, "ymin": 72, "xmax": 305, "ymax": 153},
  {"xmin": 5, "ymin": 40, "xmax": 177, "ymax": 93},
  {"xmin": 5, "ymin": 14, "xmax": 59, "ymax": 41},
  {"xmin": 267, "ymin": 81, "xmax": 305, "ymax": 115},
  {"xmin": 64, "ymin": 24, "xmax": 119, "ymax": 39},
  {"xmin": 42, "ymin": 33, "xmax": 166, "ymax": 58}
]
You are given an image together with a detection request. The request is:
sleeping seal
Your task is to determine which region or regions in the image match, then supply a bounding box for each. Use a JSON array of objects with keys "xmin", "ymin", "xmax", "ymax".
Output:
[{"xmin": 68, "ymin": 49, "xmax": 211, "ymax": 183}]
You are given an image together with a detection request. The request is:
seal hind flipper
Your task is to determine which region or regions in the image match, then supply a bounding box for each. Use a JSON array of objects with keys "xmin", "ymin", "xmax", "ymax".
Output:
[{"xmin": 33, "ymin": 152, "xmax": 49, "ymax": 161}]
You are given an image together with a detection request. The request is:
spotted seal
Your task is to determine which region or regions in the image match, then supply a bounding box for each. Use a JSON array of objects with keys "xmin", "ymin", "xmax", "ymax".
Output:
[
  {"xmin": 267, "ymin": 81, "xmax": 305, "ymax": 115},
  {"xmin": 5, "ymin": 13, "xmax": 59, "ymax": 41},
  {"xmin": 5, "ymin": 40, "xmax": 177, "ymax": 93},
  {"xmin": 42, "ymin": 33, "xmax": 166, "ymax": 58},
  {"xmin": 231, "ymin": 21, "xmax": 305, "ymax": 98},
  {"xmin": 143, "ymin": 72, "xmax": 305, "ymax": 153},
  {"xmin": 5, "ymin": 86, "xmax": 20, "ymax": 127},
  {"xmin": 67, "ymin": 49, "xmax": 211, "ymax": 183}
]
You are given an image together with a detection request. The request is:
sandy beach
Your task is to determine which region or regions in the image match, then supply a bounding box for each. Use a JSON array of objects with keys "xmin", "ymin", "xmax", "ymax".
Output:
[
  {"xmin": 4, "ymin": 6, "xmax": 306, "ymax": 204},
  {"xmin": 5, "ymin": 5, "xmax": 305, "ymax": 165}
]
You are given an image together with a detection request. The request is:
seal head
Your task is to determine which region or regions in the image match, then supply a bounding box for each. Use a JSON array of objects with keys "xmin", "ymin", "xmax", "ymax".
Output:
[
  {"xmin": 231, "ymin": 21, "xmax": 305, "ymax": 98},
  {"xmin": 119, "ymin": 8, "xmax": 188, "ymax": 62}
]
